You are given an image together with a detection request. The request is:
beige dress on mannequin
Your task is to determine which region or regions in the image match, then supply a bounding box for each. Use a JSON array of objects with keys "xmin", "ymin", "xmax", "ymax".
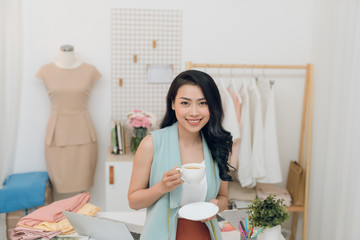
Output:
[{"xmin": 36, "ymin": 62, "xmax": 101, "ymax": 193}]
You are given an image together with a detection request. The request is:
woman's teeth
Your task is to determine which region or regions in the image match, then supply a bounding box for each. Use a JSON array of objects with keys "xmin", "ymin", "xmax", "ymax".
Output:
[{"xmin": 188, "ymin": 119, "xmax": 200, "ymax": 124}]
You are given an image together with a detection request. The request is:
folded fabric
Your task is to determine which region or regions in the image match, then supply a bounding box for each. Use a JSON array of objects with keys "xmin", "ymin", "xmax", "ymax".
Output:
[
  {"xmin": 20, "ymin": 203, "xmax": 101, "ymax": 235},
  {"xmin": 17, "ymin": 192, "xmax": 90, "ymax": 227},
  {"xmin": 10, "ymin": 227, "xmax": 62, "ymax": 240},
  {"xmin": 76, "ymin": 202, "xmax": 100, "ymax": 216},
  {"xmin": 228, "ymin": 180, "xmax": 256, "ymax": 201},
  {"xmin": 0, "ymin": 171, "xmax": 49, "ymax": 213},
  {"xmin": 28, "ymin": 218, "xmax": 74, "ymax": 235},
  {"xmin": 255, "ymin": 183, "xmax": 292, "ymax": 207}
]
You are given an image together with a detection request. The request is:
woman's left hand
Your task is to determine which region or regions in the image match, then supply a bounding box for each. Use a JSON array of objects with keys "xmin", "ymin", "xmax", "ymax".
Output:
[{"xmin": 200, "ymin": 199, "xmax": 220, "ymax": 222}]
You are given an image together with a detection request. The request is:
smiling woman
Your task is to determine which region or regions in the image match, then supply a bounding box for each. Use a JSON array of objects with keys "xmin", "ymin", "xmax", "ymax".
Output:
[
  {"xmin": 128, "ymin": 70, "xmax": 233, "ymax": 240},
  {"xmin": 171, "ymin": 84, "xmax": 210, "ymax": 135}
]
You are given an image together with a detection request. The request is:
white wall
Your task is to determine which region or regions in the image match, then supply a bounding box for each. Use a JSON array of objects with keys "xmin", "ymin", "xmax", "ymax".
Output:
[{"xmin": 14, "ymin": 0, "xmax": 313, "ymax": 238}]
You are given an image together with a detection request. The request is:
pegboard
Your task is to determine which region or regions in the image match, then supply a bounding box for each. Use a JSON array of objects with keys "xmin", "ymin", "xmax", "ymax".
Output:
[{"xmin": 111, "ymin": 8, "xmax": 182, "ymax": 125}]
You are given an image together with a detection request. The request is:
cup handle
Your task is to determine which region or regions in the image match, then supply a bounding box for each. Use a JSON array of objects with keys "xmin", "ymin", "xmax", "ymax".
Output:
[{"xmin": 176, "ymin": 168, "xmax": 185, "ymax": 181}]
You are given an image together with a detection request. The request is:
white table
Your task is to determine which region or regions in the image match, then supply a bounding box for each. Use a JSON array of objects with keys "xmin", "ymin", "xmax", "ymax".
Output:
[{"xmin": 96, "ymin": 211, "xmax": 241, "ymax": 240}]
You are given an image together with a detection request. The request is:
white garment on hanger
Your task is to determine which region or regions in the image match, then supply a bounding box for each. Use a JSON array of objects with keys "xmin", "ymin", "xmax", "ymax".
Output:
[
  {"xmin": 227, "ymin": 80, "xmax": 242, "ymax": 169},
  {"xmin": 217, "ymin": 79, "xmax": 241, "ymax": 140},
  {"xmin": 237, "ymin": 80, "xmax": 255, "ymax": 187},
  {"xmin": 248, "ymin": 79, "xmax": 266, "ymax": 179},
  {"xmin": 257, "ymin": 81, "xmax": 282, "ymax": 183}
]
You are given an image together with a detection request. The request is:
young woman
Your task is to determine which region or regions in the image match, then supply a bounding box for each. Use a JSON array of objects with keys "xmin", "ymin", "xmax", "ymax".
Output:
[{"xmin": 128, "ymin": 70, "xmax": 233, "ymax": 240}]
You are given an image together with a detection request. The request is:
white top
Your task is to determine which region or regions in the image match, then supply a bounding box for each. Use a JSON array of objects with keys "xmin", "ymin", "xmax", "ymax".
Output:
[
  {"xmin": 257, "ymin": 80, "xmax": 282, "ymax": 183},
  {"xmin": 179, "ymin": 161, "xmax": 207, "ymax": 208},
  {"xmin": 217, "ymin": 79, "xmax": 241, "ymax": 140},
  {"xmin": 248, "ymin": 79, "xmax": 266, "ymax": 179},
  {"xmin": 237, "ymin": 80, "xmax": 255, "ymax": 187}
]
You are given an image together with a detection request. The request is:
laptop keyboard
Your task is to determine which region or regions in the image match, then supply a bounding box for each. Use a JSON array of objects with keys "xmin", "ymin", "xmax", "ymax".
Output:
[{"xmin": 131, "ymin": 231, "xmax": 141, "ymax": 240}]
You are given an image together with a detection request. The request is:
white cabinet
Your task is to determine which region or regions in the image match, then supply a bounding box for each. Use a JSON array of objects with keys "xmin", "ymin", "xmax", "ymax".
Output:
[{"xmin": 105, "ymin": 151, "xmax": 141, "ymax": 211}]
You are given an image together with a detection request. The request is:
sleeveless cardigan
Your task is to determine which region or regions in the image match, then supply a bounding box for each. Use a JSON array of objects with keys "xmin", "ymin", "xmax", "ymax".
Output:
[{"xmin": 140, "ymin": 122, "xmax": 222, "ymax": 240}]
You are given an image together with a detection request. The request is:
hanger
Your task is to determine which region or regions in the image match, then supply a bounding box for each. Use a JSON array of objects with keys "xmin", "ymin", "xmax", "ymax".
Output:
[
  {"xmin": 241, "ymin": 64, "xmax": 246, "ymax": 89},
  {"xmin": 217, "ymin": 66, "xmax": 227, "ymax": 89},
  {"xmin": 248, "ymin": 65, "xmax": 257, "ymax": 88},
  {"xmin": 252, "ymin": 65, "xmax": 259, "ymax": 84},
  {"xmin": 269, "ymin": 80, "xmax": 275, "ymax": 89}
]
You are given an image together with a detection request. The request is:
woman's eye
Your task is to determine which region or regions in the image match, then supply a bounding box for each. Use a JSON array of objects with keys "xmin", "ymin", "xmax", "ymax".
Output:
[
  {"xmin": 199, "ymin": 101, "xmax": 208, "ymax": 105},
  {"xmin": 181, "ymin": 101, "xmax": 189, "ymax": 105}
]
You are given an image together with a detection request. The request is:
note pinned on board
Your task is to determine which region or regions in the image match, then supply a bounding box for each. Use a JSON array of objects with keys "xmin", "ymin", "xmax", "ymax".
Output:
[{"xmin": 147, "ymin": 65, "xmax": 173, "ymax": 83}]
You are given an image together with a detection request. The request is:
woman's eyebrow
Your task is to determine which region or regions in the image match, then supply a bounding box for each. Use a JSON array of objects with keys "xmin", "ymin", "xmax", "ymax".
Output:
[{"xmin": 179, "ymin": 97, "xmax": 206, "ymax": 101}]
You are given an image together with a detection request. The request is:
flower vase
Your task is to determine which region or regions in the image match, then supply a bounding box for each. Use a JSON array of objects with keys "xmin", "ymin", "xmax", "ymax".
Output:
[
  {"xmin": 257, "ymin": 225, "xmax": 281, "ymax": 240},
  {"xmin": 130, "ymin": 127, "xmax": 147, "ymax": 154}
]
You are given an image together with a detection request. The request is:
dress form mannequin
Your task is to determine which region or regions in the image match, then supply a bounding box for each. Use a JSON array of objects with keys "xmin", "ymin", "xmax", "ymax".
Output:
[
  {"xmin": 37, "ymin": 47, "xmax": 101, "ymax": 199},
  {"xmin": 54, "ymin": 45, "xmax": 83, "ymax": 69}
]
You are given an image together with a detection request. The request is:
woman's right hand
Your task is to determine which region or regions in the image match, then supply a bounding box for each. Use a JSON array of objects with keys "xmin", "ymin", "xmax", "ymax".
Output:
[{"xmin": 159, "ymin": 165, "xmax": 184, "ymax": 194}]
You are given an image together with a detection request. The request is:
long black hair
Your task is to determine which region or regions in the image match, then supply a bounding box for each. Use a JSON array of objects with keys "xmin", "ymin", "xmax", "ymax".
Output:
[{"xmin": 160, "ymin": 70, "xmax": 233, "ymax": 181}]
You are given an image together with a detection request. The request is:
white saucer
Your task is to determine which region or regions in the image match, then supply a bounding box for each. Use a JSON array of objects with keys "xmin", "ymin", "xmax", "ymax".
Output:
[{"xmin": 178, "ymin": 202, "xmax": 219, "ymax": 221}]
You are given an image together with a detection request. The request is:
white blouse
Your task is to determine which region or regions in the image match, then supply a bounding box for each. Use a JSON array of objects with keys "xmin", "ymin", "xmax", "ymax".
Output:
[{"xmin": 179, "ymin": 161, "xmax": 207, "ymax": 208}]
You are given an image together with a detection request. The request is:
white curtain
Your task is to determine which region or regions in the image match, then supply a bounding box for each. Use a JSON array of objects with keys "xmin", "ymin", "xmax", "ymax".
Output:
[
  {"xmin": 0, "ymin": 1, "xmax": 22, "ymax": 238},
  {"xmin": 0, "ymin": 0, "xmax": 23, "ymax": 185},
  {"xmin": 309, "ymin": 0, "xmax": 360, "ymax": 239}
]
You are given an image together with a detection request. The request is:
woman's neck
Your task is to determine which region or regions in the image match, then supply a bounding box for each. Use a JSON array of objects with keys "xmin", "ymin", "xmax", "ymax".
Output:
[
  {"xmin": 55, "ymin": 51, "xmax": 82, "ymax": 69},
  {"xmin": 177, "ymin": 125, "xmax": 202, "ymax": 146}
]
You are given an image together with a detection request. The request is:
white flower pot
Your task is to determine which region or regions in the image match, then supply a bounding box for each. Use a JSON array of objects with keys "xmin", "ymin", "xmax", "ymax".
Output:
[{"xmin": 257, "ymin": 225, "xmax": 281, "ymax": 240}]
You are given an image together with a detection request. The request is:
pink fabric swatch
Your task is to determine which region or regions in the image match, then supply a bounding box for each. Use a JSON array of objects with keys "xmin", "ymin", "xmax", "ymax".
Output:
[
  {"xmin": 11, "ymin": 227, "xmax": 62, "ymax": 240},
  {"xmin": 18, "ymin": 192, "xmax": 90, "ymax": 227}
]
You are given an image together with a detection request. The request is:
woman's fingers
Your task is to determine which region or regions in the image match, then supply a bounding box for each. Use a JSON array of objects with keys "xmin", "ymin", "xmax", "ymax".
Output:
[
  {"xmin": 209, "ymin": 198, "xmax": 220, "ymax": 206},
  {"xmin": 201, "ymin": 199, "xmax": 220, "ymax": 222},
  {"xmin": 163, "ymin": 166, "xmax": 182, "ymax": 181},
  {"xmin": 160, "ymin": 165, "xmax": 184, "ymax": 193},
  {"xmin": 201, "ymin": 214, "xmax": 216, "ymax": 223}
]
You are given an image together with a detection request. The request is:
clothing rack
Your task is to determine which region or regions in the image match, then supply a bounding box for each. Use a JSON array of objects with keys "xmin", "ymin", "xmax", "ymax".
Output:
[{"xmin": 186, "ymin": 62, "xmax": 314, "ymax": 240}]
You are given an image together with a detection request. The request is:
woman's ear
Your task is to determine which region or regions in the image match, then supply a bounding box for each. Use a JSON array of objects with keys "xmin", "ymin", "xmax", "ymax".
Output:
[{"xmin": 171, "ymin": 100, "xmax": 175, "ymax": 110}]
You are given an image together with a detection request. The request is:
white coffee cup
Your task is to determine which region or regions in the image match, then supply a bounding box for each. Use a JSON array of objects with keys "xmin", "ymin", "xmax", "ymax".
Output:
[{"xmin": 177, "ymin": 163, "xmax": 206, "ymax": 184}]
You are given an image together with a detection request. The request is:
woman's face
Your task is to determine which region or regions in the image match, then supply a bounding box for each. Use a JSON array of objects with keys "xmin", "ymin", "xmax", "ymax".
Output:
[{"xmin": 172, "ymin": 84, "xmax": 210, "ymax": 134}]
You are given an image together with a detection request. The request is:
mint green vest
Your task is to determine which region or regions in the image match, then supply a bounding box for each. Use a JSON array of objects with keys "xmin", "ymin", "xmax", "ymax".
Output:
[{"xmin": 140, "ymin": 122, "xmax": 222, "ymax": 240}]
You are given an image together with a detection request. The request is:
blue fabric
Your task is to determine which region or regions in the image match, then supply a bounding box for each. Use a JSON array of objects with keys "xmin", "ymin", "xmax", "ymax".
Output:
[
  {"xmin": 141, "ymin": 122, "xmax": 222, "ymax": 240},
  {"xmin": 0, "ymin": 171, "xmax": 49, "ymax": 213}
]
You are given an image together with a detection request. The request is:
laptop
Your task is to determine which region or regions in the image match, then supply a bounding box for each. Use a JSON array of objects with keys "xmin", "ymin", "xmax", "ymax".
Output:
[{"xmin": 63, "ymin": 211, "xmax": 135, "ymax": 240}]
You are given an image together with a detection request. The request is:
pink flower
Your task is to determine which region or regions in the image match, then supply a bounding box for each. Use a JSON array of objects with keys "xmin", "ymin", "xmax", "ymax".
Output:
[
  {"xmin": 126, "ymin": 109, "xmax": 157, "ymax": 130},
  {"xmin": 133, "ymin": 119, "xmax": 142, "ymax": 128},
  {"xmin": 135, "ymin": 115, "xmax": 143, "ymax": 121},
  {"xmin": 142, "ymin": 118, "xmax": 151, "ymax": 128}
]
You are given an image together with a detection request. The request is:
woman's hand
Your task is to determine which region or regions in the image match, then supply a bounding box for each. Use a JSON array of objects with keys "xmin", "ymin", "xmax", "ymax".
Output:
[
  {"xmin": 129, "ymin": 136, "xmax": 184, "ymax": 210},
  {"xmin": 159, "ymin": 165, "xmax": 184, "ymax": 194},
  {"xmin": 201, "ymin": 199, "xmax": 220, "ymax": 222}
]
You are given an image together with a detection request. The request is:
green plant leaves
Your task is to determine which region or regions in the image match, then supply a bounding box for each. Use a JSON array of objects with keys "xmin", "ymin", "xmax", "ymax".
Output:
[{"xmin": 246, "ymin": 194, "xmax": 289, "ymax": 228}]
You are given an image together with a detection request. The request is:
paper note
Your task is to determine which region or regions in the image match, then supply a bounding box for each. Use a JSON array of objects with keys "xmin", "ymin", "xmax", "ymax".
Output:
[{"xmin": 147, "ymin": 65, "xmax": 172, "ymax": 83}]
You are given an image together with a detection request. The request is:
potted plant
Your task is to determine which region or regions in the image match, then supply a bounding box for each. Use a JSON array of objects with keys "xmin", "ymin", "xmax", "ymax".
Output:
[{"xmin": 246, "ymin": 194, "xmax": 289, "ymax": 240}]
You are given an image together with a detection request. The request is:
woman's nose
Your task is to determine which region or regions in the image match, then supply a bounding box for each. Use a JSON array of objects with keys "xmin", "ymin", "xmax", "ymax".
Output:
[{"xmin": 190, "ymin": 105, "xmax": 199, "ymax": 115}]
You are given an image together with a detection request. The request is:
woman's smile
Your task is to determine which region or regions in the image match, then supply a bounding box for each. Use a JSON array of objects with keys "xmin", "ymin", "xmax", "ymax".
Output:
[{"xmin": 187, "ymin": 118, "xmax": 202, "ymax": 125}]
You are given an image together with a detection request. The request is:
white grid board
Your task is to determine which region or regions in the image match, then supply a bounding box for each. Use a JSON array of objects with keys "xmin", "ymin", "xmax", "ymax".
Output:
[{"xmin": 111, "ymin": 9, "xmax": 182, "ymax": 124}]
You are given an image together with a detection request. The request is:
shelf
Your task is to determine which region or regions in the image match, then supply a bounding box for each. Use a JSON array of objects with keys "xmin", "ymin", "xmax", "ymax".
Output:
[
  {"xmin": 107, "ymin": 147, "xmax": 134, "ymax": 162},
  {"xmin": 286, "ymin": 205, "xmax": 304, "ymax": 212}
]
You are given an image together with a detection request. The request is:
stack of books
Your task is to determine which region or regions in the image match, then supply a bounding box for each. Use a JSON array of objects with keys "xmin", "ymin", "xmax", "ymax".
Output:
[{"xmin": 111, "ymin": 120, "xmax": 126, "ymax": 155}]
